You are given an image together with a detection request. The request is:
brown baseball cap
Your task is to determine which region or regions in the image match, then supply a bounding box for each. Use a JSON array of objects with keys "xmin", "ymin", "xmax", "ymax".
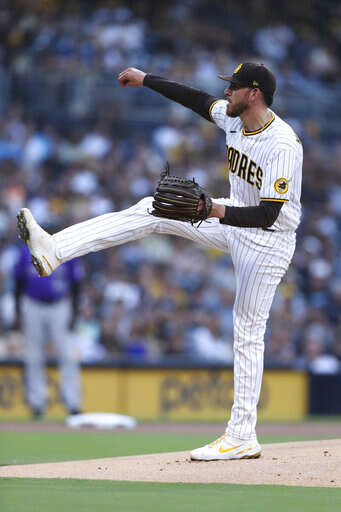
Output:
[{"xmin": 218, "ymin": 62, "xmax": 276, "ymax": 97}]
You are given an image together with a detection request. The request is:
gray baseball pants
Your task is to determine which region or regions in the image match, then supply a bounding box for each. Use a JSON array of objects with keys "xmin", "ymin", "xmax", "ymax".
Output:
[{"xmin": 22, "ymin": 296, "xmax": 82, "ymax": 413}]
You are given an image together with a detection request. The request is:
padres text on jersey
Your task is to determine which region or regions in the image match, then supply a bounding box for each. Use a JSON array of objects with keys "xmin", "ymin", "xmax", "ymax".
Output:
[{"xmin": 210, "ymin": 99, "xmax": 303, "ymax": 232}]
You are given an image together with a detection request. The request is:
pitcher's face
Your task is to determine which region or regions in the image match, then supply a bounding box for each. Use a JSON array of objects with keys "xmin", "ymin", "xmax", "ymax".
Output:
[{"xmin": 224, "ymin": 84, "xmax": 253, "ymax": 117}]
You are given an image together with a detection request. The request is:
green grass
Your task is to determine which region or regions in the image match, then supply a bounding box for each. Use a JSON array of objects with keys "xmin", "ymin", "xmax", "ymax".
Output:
[
  {"xmin": 0, "ymin": 431, "xmax": 330, "ymax": 466},
  {"xmin": 1, "ymin": 479, "xmax": 341, "ymax": 512},
  {"xmin": 0, "ymin": 427, "xmax": 339, "ymax": 512},
  {"xmin": 0, "ymin": 432, "xmax": 212, "ymax": 465}
]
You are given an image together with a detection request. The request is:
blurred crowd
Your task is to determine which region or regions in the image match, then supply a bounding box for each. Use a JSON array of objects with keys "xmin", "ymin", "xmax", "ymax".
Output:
[{"xmin": 0, "ymin": 0, "xmax": 341, "ymax": 373}]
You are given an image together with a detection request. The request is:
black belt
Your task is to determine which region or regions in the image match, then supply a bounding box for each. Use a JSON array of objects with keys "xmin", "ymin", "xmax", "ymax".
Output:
[{"xmin": 30, "ymin": 296, "xmax": 64, "ymax": 304}]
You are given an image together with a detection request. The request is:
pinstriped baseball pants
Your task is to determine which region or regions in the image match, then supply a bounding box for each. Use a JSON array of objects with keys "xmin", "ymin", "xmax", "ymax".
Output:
[{"xmin": 53, "ymin": 196, "xmax": 295, "ymax": 440}]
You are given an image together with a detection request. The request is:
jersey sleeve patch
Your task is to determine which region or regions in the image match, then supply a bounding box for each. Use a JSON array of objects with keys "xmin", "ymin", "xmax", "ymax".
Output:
[{"xmin": 274, "ymin": 177, "xmax": 291, "ymax": 194}]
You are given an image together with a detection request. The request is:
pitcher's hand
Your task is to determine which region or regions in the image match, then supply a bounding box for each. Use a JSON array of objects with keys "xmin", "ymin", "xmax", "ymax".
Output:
[{"xmin": 118, "ymin": 67, "xmax": 146, "ymax": 87}]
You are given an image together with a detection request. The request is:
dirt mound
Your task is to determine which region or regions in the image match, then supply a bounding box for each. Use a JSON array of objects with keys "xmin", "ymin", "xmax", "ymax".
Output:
[{"xmin": 1, "ymin": 439, "xmax": 340, "ymax": 487}]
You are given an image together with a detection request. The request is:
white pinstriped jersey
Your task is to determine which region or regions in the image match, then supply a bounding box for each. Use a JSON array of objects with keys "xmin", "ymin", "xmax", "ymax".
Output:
[{"xmin": 209, "ymin": 99, "xmax": 303, "ymax": 232}]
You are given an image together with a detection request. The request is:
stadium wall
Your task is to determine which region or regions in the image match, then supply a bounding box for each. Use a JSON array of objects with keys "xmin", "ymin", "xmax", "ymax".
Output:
[{"xmin": 0, "ymin": 363, "xmax": 308, "ymax": 420}]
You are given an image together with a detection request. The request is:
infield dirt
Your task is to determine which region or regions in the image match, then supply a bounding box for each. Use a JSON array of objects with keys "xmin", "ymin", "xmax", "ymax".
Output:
[{"xmin": 1, "ymin": 439, "xmax": 340, "ymax": 487}]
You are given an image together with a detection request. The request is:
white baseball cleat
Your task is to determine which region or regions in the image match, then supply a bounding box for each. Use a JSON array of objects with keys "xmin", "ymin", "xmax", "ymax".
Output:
[
  {"xmin": 17, "ymin": 208, "xmax": 60, "ymax": 276},
  {"xmin": 190, "ymin": 434, "xmax": 262, "ymax": 461}
]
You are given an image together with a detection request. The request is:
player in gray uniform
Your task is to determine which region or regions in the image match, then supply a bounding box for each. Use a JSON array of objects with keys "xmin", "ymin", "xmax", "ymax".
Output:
[
  {"xmin": 17, "ymin": 62, "xmax": 302, "ymax": 458},
  {"xmin": 13, "ymin": 244, "xmax": 84, "ymax": 417}
]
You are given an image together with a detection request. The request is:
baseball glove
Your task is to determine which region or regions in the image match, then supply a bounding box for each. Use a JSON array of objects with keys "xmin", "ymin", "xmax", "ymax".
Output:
[{"xmin": 150, "ymin": 164, "xmax": 212, "ymax": 225}]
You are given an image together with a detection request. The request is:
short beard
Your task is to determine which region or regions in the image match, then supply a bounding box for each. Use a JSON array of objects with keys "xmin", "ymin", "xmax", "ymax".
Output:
[{"xmin": 226, "ymin": 99, "xmax": 249, "ymax": 118}]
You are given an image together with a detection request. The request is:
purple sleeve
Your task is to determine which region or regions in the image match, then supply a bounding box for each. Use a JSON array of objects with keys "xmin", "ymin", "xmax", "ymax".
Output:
[
  {"xmin": 66, "ymin": 258, "xmax": 85, "ymax": 283},
  {"xmin": 13, "ymin": 245, "xmax": 31, "ymax": 279}
]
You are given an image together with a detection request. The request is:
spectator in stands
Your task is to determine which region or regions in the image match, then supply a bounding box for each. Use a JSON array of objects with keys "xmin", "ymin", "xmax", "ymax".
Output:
[
  {"xmin": 296, "ymin": 325, "xmax": 340, "ymax": 375},
  {"xmin": 0, "ymin": 0, "xmax": 339, "ymax": 369}
]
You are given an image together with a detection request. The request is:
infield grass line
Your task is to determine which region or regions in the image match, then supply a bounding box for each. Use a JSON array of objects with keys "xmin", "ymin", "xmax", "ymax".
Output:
[{"xmin": 0, "ymin": 431, "xmax": 332, "ymax": 466}]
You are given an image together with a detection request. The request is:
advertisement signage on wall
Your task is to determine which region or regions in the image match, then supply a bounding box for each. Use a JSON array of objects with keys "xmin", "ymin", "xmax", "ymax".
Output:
[{"xmin": 0, "ymin": 365, "xmax": 307, "ymax": 420}]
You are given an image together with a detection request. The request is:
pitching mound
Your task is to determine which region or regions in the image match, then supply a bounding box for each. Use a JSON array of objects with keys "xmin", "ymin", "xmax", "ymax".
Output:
[{"xmin": 1, "ymin": 439, "xmax": 340, "ymax": 487}]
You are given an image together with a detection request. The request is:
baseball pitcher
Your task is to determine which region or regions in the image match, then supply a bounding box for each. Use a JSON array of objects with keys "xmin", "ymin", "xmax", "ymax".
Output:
[{"xmin": 17, "ymin": 62, "xmax": 302, "ymax": 459}]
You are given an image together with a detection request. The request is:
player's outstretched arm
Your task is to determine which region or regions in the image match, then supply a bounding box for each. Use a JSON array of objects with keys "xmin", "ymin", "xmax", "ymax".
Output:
[
  {"xmin": 117, "ymin": 68, "xmax": 219, "ymax": 122},
  {"xmin": 118, "ymin": 67, "xmax": 146, "ymax": 87}
]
